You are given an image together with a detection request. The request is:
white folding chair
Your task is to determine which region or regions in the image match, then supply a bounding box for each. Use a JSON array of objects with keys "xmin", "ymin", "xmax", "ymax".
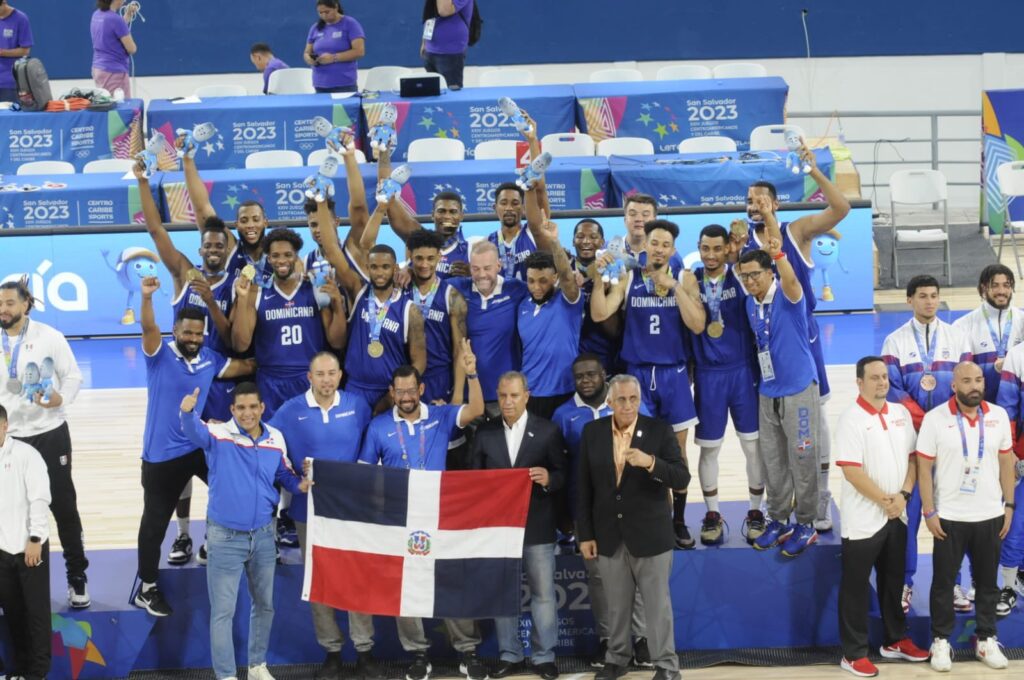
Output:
[
  {"xmin": 473, "ymin": 140, "xmax": 519, "ymax": 160},
  {"xmin": 596, "ymin": 137, "xmax": 655, "ymax": 157},
  {"xmin": 588, "ymin": 68, "xmax": 644, "ymax": 83},
  {"xmin": 17, "ymin": 160, "xmax": 75, "ymax": 175},
  {"xmin": 307, "ymin": 148, "xmax": 365, "ymax": 165},
  {"xmin": 889, "ymin": 169, "xmax": 951, "ymax": 286},
  {"xmin": 194, "ymin": 84, "xmax": 248, "ymax": 98},
  {"xmin": 677, "ymin": 136, "xmax": 738, "ymax": 153},
  {"xmin": 995, "ymin": 161, "xmax": 1024, "ymax": 276},
  {"xmin": 245, "ymin": 150, "xmax": 304, "ymax": 169},
  {"xmin": 267, "ymin": 68, "xmax": 315, "ymax": 95},
  {"xmin": 82, "ymin": 159, "xmax": 136, "ymax": 174},
  {"xmin": 395, "ymin": 72, "xmax": 448, "ymax": 91},
  {"xmin": 655, "ymin": 64, "xmax": 712, "ymax": 81},
  {"xmin": 363, "ymin": 66, "xmax": 411, "ymax": 92},
  {"xmin": 407, "ymin": 138, "xmax": 466, "ymax": 162},
  {"xmin": 541, "ymin": 132, "xmax": 595, "ymax": 158},
  {"xmin": 748, "ymin": 124, "xmax": 807, "ymax": 151},
  {"xmin": 478, "ymin": 68, "xmax": 536, "ymax": 87},
  {"xmin": 712, "ymin": 63, "xmax": 768, "ymax": 79}
]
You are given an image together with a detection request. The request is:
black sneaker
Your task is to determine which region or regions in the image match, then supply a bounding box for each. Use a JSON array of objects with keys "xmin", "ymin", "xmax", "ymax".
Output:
[
  {"xmin": 315, "ymin": 651, "xmax": 343, "ymax": 680},
  {"xmin": 67, "ymin": 574, "xmax": 91, "ymax": 609},
  {"xmin": 997, "ymin": 586, "xmax": 1018, "ymax": 618},
  {"xmin": 590, "ymin": 639, "xmax": 609, "ymax": 668},
  {"xmin": 651, "ymin": 669, "xmax": 680, "ymax": 680},
  {"xmin": 196, "ymin": 543, "xmax": 208, "ymax": 566},
  {"xmin": 357, "ymin": 651, "xmax": 386, "ymax": 680},
  {"xmin": 167, "ymin": 534, "xmax": 193, "ymax": 565},
  {"xmin": 632, "ymin": 637, "xmax": 653, "ymax": 668},
  {"xmin": 277, "ymin": 513, "xmax": 299, "ymax": 548},
  {"xmin": 459, "ymin": 651, "xmax": 487, "ymax": 680},
  {"xmin": 594, "ymin": 663, "xmax": 625, "ymax": 680},
  {"xmin": 673, "ymin": 522, "xmax": 696, "ymax": 550},
  {"xmin": 134, "ymin": 585, "xmax": 172, "ymax": 617},
  {"xmin": 405, "ymin": 652, "xmax": 431, "ymax": 680}
]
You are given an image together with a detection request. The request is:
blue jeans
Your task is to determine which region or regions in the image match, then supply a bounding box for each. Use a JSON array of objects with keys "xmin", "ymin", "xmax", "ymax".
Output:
[
  {"xmin": 495, "ymin": 542, "xmax": 557, "ymax": 664},
  {"xmin": 424, "ymin": 52, "xmax": 466, "ymax": 90},
  {"xmin": 206, "ymin": 519, "xmax": 277, "ymax": 680}
]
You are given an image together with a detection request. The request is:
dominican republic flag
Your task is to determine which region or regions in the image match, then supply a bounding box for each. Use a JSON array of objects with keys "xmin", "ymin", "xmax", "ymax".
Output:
[{"xmin": 302, "ymin": 461, "xmax": 533, "ymax": 618}]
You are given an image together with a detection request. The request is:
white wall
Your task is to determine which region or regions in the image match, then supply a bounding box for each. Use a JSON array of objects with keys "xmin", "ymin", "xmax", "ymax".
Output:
[{"xmin": 51, "ymin": 52, "xmax": 1024, "ymax": 210}]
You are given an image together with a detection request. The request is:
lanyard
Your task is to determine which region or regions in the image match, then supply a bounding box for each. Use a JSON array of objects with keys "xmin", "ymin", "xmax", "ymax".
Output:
[
  {"xmin": 752, "ymin": 296, "xmax": 772, "ymax": 352},
  {"xmin": 413, "ymin": 278, "xmax": 440, "ymax": 314},
  {"xmin": 496, "ymin": 233, "xmax": 517, "ymax": 278},
  {"xmin": 1, "ymin": 318, "xmax": 29, "ymax": 379},
  {"xmin": 442, "ymin": 230, "xmax": 465, "ymax": 251},
  {"xmin": 704, "ymin": 272, "xmax": 725, "ymax": 322},
  {"xmin": 955, "ymin": 407, "xmax": 985, "ymax": 464},
  {"xmin": 913, "ymin": 322, "xmax": 937, "ymax": 373},
  {"xmin": 245, "ymin": 252, "xmax": 273, "ymax": 289},
  {"xmin": 367, "ymin": 292, "xmax": 395, "ymax": 345},
  {"xmin": 982, "ymin": 307, "xmax": 1013, "ymax": 358},
  {"xmin": 395, "ymin": 418, "xmax": 427, "ymax": 469}
]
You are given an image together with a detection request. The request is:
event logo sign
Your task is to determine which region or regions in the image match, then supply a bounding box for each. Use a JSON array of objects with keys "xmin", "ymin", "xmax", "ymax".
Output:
[
  {"xmin": 1, "ymin": 105, "xmax": 142, "ymax": 171},
  {"xmin": 981, "ymin": 90, "xmax": 1024, "ymax": 234}
]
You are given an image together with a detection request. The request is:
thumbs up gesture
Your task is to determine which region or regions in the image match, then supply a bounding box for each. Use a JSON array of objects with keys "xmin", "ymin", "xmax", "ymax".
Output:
[{"xmin": 180, "ymin": 387, "xmax": 201, "ymax": 413}]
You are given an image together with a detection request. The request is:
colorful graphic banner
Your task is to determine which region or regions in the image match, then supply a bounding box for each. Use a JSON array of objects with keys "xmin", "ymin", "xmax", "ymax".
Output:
[
  {"xmin": 981, "ymin": 89, "xmax": 1024, "ymax": 234},
  {"xmin": 0, "ymin": 171, "xmax": 158, "ymax": 228}
]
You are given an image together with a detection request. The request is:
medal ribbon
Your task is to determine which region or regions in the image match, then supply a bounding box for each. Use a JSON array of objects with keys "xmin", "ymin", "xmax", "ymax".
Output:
[
  {"xmin": 751, "ymin": 298, "xmax": 772, "ymax": 352},
  {"xmin": 395, "ymin": 419, "xmax": 428, "ymax": 470},
  {"xmin": 983, "ymin": 308, "xmax": 1013, "ymax": 359},
  {"xmin": 955, "ymin": 406, "xmax": 985, "ymax": 465},
  {"xmin": 367, "ymin": 292, "xmax": 395, "ymax": 346},
  {"xmin": 1, "ymin": 317, "xmax": 29, "ymax": 380},
  {"xmin": 413, "ymin": 279, "xmax": 440, "ymax": 314},
  {"xmin": 704, "ymin": 273, "xmax": 725, "ymax": 324},
  {"xmin": 913, "ymin": 322, "xmax": 938, "ymax": 375},
  {"xmin": 496, "ymin": 235, "xmax": 517, "ymax": 279}
]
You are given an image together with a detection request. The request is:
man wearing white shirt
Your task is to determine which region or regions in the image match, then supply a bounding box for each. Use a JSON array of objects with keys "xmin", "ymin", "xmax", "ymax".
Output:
[
  {"xmin": 0, "ymin": 279, "xmax": 90, "ymax": 609},
  {"xmin": 834, "ymin": 357, "xmax": 928, "ymax": 678},
  {"xmin": 917, "ymin": 362, "xmax": 1016, "ymax": 671},
  {"xmin": 0, "ymin": 403, "xmax": 52, "ymax": 680}
]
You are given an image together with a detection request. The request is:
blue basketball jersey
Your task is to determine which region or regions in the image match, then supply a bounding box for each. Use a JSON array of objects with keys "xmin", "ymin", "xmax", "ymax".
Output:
[
  {"xmin": 305, "ymin": 242, "xmax": 368, "ymax": 285},
  {"xmin": 518, "ymin": 290, "xmax": 584, "ymax": 397},
  {"xmin": 435, "ymin": 230, "xmax": 470, "ymax": 280},
  {"xmin": 170, "ymin": 269, "xmax": 232, "ymax": 356},
  {"xmin": 344, "ymin": 287, "xmax": 410, "ymax": 392},
  {"xmin": 226, "ymin": 245, "xmax": 272, "ymax": 288},
  {"xmin": 744, "ymin": 221, "xmax": 817, "ymax": 314},
  {"xmin": 252, "ymin": 280, "xmax": 326, "ymax": 379},
  {"xmin": 577, "ymin": 272, "xmax": 621, "ymax": 371},
  {"xmin": 487, "ymin": 225, "xmax": 537, "ymax": 281},
  {"xmin": 620, "ymin": 266, "xmax": 691, "ymax": 366},
  {"xmin": 407, "ymin": 278, "xmax": 454, "ymax": 383},
  {"xmin": 691, "ymin": 265, "xmax": 754, "ymax": 368}
]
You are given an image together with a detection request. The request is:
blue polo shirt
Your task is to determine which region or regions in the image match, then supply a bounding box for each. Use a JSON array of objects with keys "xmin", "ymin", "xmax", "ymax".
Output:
[
  {"xmin": 269, "ymin": 388, "xmax": 371, "ymax": 522},
  {"xmin": 143, "ymin": 341, "xmax": 229, "ymax": 463},
  {"xmin": 747, "ymin": 280, "xmax": 817, "ymax": 398},
  {"xmin": 519, "ymin": 289, "xmax": 584, "ymax": 396},
  {"xmin": 358, "ymin": 403, "xmax": 465, "ymax": 471}
]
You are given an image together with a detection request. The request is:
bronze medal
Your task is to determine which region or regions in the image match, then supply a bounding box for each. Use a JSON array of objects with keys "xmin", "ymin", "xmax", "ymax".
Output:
[
  {"xmin": 707, "ymin": 321, "xmax": 724, "ymax": 338},
  {"xmin": 368, "ymin": 341, "xmax": 384, "ymax": 358},
  {"xmin": 919, "ymin": 374, "xmax": 937, "ymax": 392}
]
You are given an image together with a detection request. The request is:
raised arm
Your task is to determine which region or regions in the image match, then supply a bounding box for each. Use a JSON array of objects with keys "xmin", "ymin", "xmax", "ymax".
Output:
[
  {"xmin": 229, "ymin": 275, "xmax": 257, "ymax": 353},
  {"xmin": 674, "ymin": 270, "xmax": 706, "ymax": 334},
  {"xmin": 520, "ymin": 109, "xmax": 550, "ymax": 217},
  {"xmin": 135, "ymin": 163, "xmax": 192, "ymax": 291},
  {"xmin": 320, "ymin": 277, "xmax": 349, "ymax": 351},
  {"xmin": 449, "ymin": 289, "xmax": 468, "ymax": 405},
  {"xmin": 140, "ymin": 276, "xmax": 163, "ymax": 356},
  {"xmin": 589, "ymin": 261, "xmax": 627, "ymax": 323},
  {"xmin": 181, "ymin": 153, "xmax": 226, "ymax": 240},
  {"xmin": 357, "ymin": 200, "xmax": 389, "ymax": 258},
  {"xmin": 788, "ymin": 139, "xmax": 851, "ymax": 245},
  {"xmin": 316, "ymin": 199, "xmax": 365, "ymax": 301},
  {"xmin": 407, "ymin": 303, "xmax": 427, "ymax": 376},
  {"xmin": 457, "ymin": 338, "xmax": 484, "ymax": 426},
  {"xmin": 534, "ymin": 217, "xmax": 579, "ymax": 302},
  {"xmin": 340, "ymin": 143, "xmax": 370, "ymax": 242},
  {"xmin": 188, "ymin": 277, "xmax": 231, "ymax": 345}
]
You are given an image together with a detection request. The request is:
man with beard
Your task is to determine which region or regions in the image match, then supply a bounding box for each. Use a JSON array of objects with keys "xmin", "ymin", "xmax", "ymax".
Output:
[
  {"xmin": 590, "ymin": 220, "xmax": 704, "ymax": 549},
  {"xmin": 742, "ymin": 139, "xmax": 851, "ymax": 534},
  {"xmin": 231, "ymin": 228, "xmax": 348, "ymax": 419},
  {"xmin": 620, "ymin": 194, "xmax": 683, "ymax": 270},
  {"xmin": 918, "ymin": 362, "xmax": 1014, "ymax": 672},
  {"xmin": 690, "ymin": 224, "xmax": 764, "ymax": 546},
  {"xmin": 954, "ymin": 265, "xmax": 1024, "ymax": 403},
  {"xmin": 134, "ymin": 277, "xmax": 254, "ymax": 617},
  {"xmin": 0, "ymin": 280, "xmax": 89, "ymax": 609},
  {"xmin": 358, "ymin": 350, "xmax": 484, "ymax": 680},
  {"xmin": 571, "ymin": 219, "xmax": 622, "ymax": 373}
]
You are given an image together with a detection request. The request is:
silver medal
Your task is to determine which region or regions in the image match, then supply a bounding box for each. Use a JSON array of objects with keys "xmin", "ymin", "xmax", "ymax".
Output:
[{"xmin": 6, "ymin": 378, "xmax": 22, "ymax": 394}]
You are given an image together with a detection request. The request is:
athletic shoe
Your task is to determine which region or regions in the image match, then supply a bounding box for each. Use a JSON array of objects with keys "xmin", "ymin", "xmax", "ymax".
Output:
[
  {"xmin": 901, "ymin": 584, "xmax": 913, "ymax": 614},
  {"xmin": 530, "ymin": 662, "xmax": 558, "ymax": 680},
  {"xmin": 167, "ymin": 534, "xmax": 193, "ymax": 566},
  {"xmin": 459, "ymin": 651, "xmax": 487, "ymax": 680},
  {"xmin": 590, "ymin": 639, "xmax": 609, "ymax": 668},
  {"xmin": 976, "ymin": 637, "xmax": 1009, "ymax": 669},
  {"xmin": 967, "ymin": 580, "xmax": 976, "ymax": 602},
  {"xmin": 594, "ymin": 664, "xmax": 625, "ymax": 680},
  {"xmin": 742, "ymin": 509, "xmax": 767, "ymax": 544},
  {"xmin": 699, "ymin": 511, "xmax": 724, "ymax": 546},
  {"xmin": 67, "ymin": 574, "xmax": 91, "ymax": 609},
  {"xmin": 315, "ymin": 651, "xmax": 342, "ymax": 680},
  {"xmin": 405, "ymin": 652, "xmax": 431, "ymax": 680},
  {"xmin": 196, "ymin": 543, "xmax": 208, "ymax": 566},
  {"xmin": 673, "ymin": 522, "xmax": 695, "ymax": 550},
  {"xmin": 879, "ymin": 638, "xmax": 929, "ymax": 661},
  {"xmin": 1016, "ymin": 569, "xmax": 1024, "ymax": 598},
  {"xmin": 651, "ymin": 669, "xmax": 680, "ymax": 680},
  {"xmin": 248, "ymin": 663, "xmax": 276, "ymax": 680},
  {"xmin": 632, "ymin": 636, "xmax": 653, "ymax": 668},
  {"xmin": 134, "ymin": 585, "xmax": 172, "ymax": 617},
  {"xmin": 813, "ymin": 490, "xmax": 833, "ymax": 532},
  {"xmin": 752, "ymin": 520, "xmax": 793, "ymax": 551},
  {"xmin": 357, "ymin": 651, "xmax": 386, "ymax": 680},
  {"xmin": 929, "ymin": 638, "xmax": 952, "ymax": 672},
  {"xmin": 953, "ymin": 584, "xmax": 972, "ymax": 612},
  {"xmin": 840, "ymin": 657, "xmax": 878, "ymax": 677},
  {"xmin": 997, "ymin": 587, "xmax": 1017, "ymax": 618},
  {"xmin": 276, "ymin": 514, "xmax": 299, "ymax": 548},
  {"xmin": 780, "ymin": 523, "xmax": 818, "ymax": 558}
]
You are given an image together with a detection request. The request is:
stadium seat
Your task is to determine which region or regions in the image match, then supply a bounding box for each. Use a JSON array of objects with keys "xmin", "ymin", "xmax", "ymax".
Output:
[
  {"xmin": 473, "ymin": 140, "xmax": 519, "ymax": 160},
  {"xmin": 245, "ymin": 150, "xmax": 304, "ymax": 169},
  {"xmin": 713, "ymin": 63, "xmax": 768, "ymax": 79},
  {"xmin": 478, "ymin": 69, "xmax": 536, "ymax": 87},
  {"xmin": 17, "ymin": 160, "xmax": 75, "ymax": 175},
  {"xmin": 194, "ymin": 84, "xmax": 247, "ymax": 98},
  {"xmin": 677, "ymin": 136, "xmax": 738, "ymax": 153},
  {"xmin": 889, "ymin": 169, "xmax": 951, "ymax": 286},
  {"xmin": 407, "ymin": 138, "xmax": 466, "ymax": 162},
  {"xmin": 596, "ymin": 137, "xmax": 655, "ymax": 157},
  {"xmin": 748, "ymin": 124, "xmax": 807, "ymax": 151},
  {"xmin": 267, "ymin": 68, "xmax": 315, "ymax": 95},
  {"xmin": 588, "ymin": 68, "xmax": 644, "ymax": 83},
  {"xmin": 363, "ymin": 66, "xmax": 411, "ymax": 92},
  {"xmin": 82, "ymin": 159, "xmax": 136, "ymax": 174},
  {"xmin": 541, "ymin": 132, "xmax": 595, "ymax": 157},
  {"xmin": 655, "ymin": 64, "xmax": 712, "ymax": 80},
  {"xmin": 307, "ymin": 148, "xmax": 366, "ymax": 165}
]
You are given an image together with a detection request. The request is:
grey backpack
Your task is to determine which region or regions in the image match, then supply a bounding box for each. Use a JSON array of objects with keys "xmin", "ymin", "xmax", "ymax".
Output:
[{"xmin": 13, "ymin": 57, "xmax": 52, "ymax": 112}]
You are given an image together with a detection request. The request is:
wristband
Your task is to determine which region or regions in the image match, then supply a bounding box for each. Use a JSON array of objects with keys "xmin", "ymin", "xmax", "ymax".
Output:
[
  {"xmin": 1006, "ymin": 502, "xmax": 1017, "ymax": 510},
  {"xmin": 772, "ymin": 252, "xmax": 786, "ymax": 261},
  {"xmin": 924, "ymin": 509, "xmax": 938, "ymax": 519},
  {"xmin": 29, "ymin": 536, "xmax": 41, "ymax": 544},
  {"xmin": 899, "ymin": 490, "xmax": 912, "ymax": 502},
  {"xmin": 465, "ymin": 373, "xmax": 478, "ymax": 380}
]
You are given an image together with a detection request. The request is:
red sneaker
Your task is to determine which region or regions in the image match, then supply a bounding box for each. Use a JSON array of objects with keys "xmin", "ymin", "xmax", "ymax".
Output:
[
  {"xmin": 841, "ymin": 657, "xmax": 878, "ymax": 677},
  {"xmin": 880, "ymin": 638, "xmax": 929, "ymax": 662}
]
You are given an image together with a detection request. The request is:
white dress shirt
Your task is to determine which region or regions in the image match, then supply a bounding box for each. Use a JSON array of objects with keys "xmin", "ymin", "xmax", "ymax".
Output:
[
  {"xmin": 503, "ymin": 411, "xmax": 528, "ymax": 466},
  {"xmin": 0, "ymin": 434, "xmax": 51, "ymax": 554}
]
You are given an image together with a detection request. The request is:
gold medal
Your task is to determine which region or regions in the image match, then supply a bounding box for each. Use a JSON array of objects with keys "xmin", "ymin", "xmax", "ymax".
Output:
[
  {"xmin": 240, "ymin": 264, "xmax": 257, "ymax": 281},
  {"xmin": 919, "ymin": 374, "xmax": 937, "ymax": 392},
  {"xmin": 368, "ymin": 341, "xmax": 384, "ymax": 358},
  {"xmin": 655, "ymin": 285, "xmax": 670, "ymax": 297},
  {"xmin": 186, "ymin": 268, "xmax": 204, "ymax": 282},
  {"xmin": 996, "ymin": 358, "xmax": 1005, "ymax": 373},
  {"xmin": 707, "ymin": 321, "xmax": 724, "ymax": 338}
]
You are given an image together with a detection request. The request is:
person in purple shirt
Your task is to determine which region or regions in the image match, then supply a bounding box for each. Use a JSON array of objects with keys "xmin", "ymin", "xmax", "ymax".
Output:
[
  {"xmin": 90, "ymin": 0, "xmax": 137, "ymax": 98},
  {"xmin": 0, "ymin": 0, "xmax": 33, "ymax": 103},
  {"xmin": 420, "ymin": 0, "xmax": 473, "ymax": 90},
  {"xmin": 249, "ymin": 43, "xmax": 289, "ymax": 95},
  {"xmin": 303, "ymin": 0, "xmax": 365, "ymax": 94}
]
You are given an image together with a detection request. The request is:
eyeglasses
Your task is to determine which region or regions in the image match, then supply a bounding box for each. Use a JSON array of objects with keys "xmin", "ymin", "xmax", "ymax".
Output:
[
  {"xmin": 393, "ymin": 388, "xmax": 419, "ymax": 397},
  {"xmin": 737, "ymin": 270, "xmax": 768, "ymax": 282}
]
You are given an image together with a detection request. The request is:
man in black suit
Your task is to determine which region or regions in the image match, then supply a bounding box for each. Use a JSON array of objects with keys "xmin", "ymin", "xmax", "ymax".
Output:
[
  {"xmin": 577, "ymin": 374, "xmax": 690, "ymax": 680},
  {"xmin": 471, "ymin": 371, "xmax": 566, "ymax": 680}
]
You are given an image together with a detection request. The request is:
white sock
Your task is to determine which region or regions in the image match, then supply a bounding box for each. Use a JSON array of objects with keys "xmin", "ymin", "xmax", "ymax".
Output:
[
  {"xmin": 142, "ymin": 582, "xmax": 156, "ymax": 593},
  {"xmin": 177, "ymin": 516, "xmax": 190, "ymax": 537},
  {"xmin": 749, "ymin": 491, "xmax": 764, "ymax": 510},
  {"xmin": 1002, "ymin": 565, "xmax": 1017, "ymax": 589},
  {"xmin": 705, "ymin": 495, "xmax": 720, "ymax": 513}
]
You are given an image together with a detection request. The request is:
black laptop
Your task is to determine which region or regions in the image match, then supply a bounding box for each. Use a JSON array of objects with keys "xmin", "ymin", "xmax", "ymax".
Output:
[{"xmin": 399, "ymin": 76, "xmax": 442, "ymax": 98}]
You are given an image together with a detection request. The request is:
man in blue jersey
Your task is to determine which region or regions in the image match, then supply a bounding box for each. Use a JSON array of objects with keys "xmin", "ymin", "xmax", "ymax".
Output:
[
  {"xmin": 269, "ymin": 352, "xmax": 379, "ymax": 680},
  {"xmin": 231, "ymin": 228, "xmax": 348, "ymax": 419},
  {"xmin": 690, "ymin": 224, "xmax": 764, "ymax": 546},
  {"xmin": 379, "ymin": 185, "xmax": 472, "ymax": 280},
  {"xmin": 591, "ymin": 219, "xmax": 705, "ymax": 549},
  {"xmin": 744, "ymin": 142, "xmax": 851, "ymax": 534},
  {"xmin": 359, "ymin": 346, "xmax": 485, "ymax": 680},
  {"xmin": 488, "ymin": 183, "xmax": 539, "ymax": 281},
  {"xmin": 620, "ymin": 194, "xmax": 684, "ymax": 270},
  {"xmin": 571, "ymin": 219, "xmax": 622, "ymax": 373},
  {"xmin": 736, "ymin": 206, "xmax": 820, "ymax": 558},
  {"xmin": 134, "ymin": 277, "xmax": 254, "ymax": 618}
]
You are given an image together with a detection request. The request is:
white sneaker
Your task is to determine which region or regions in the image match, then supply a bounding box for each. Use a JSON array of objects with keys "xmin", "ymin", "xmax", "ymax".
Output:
[
  {"xmin": 813, "ymin": 490, "xmax": 833, "ymax": 532},
  {"xmin": 901, "ymin": 584, "xmax": 913, "ymax": 614},
  {"xmin": 953, "ymin": 584, "xmax": 973, "ymax": 612},
  {"xmin": 929, "ymin": 638, "xmax": 952, "ymax": 672},
  {"xmin": 1015, "ymin": 569, "xmax": 1024, "ymax": 598},
  {"xmin": 966, "ymin": 581, "xmax": 976, "ymax": 602},
  {"xmin": 976, "ymin": 637, "xmax": 1009, "ymax": 669},
  {"xmin": 248, "ymin": 663, "xmax": 276, "ymax": 680}
]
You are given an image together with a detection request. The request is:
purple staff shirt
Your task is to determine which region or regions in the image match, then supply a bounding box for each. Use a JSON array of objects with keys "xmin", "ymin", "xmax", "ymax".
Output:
[
  {"xmin": 90, "ymin": 9, "xmax": 130, "ymax": 73},
  {"xmin": 0, "ymin": 8, "xmax": 33, "ymax": 89},
  {"xmin": 263, "ymin": 56, "xmax": 289, "ymax": 94},
  {"xmin": 425, "ymin": 0, "xmax": 472, "ymax": 55},
  {"xmin": 306, "ymin": 15, "xmax": 364, "ymax": 89}
]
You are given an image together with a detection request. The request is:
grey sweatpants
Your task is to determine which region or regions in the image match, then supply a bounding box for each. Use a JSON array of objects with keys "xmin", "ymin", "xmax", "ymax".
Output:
[
  {"xmin": 584, "ymin": 555, "xmax": 646, "ymax": 639},
  {"xmin": 758, "ymin": 382, "xmax": 821, "ymax": 525},
  {"xmin": 396, "ymin": 616, "xmax": 480, "ymax": 653}
]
